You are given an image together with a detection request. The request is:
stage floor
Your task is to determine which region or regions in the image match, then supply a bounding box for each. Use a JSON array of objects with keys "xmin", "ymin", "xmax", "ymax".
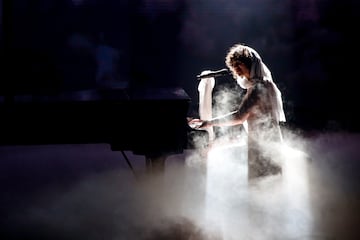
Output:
[{"xmin": 1, "ymin": 129, "xmax": 360, "ymax": 240}]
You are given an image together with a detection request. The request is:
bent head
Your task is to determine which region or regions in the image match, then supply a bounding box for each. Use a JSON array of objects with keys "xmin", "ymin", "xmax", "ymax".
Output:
[{"xmin": 225, "ymin": 44, "xmax": 253, "ymax": 80}]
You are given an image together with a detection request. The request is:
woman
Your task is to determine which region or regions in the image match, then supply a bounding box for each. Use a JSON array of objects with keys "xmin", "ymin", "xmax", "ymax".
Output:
[{"xmin": 189, "ymin": 43, "xmax": 286, "ymax": 178}]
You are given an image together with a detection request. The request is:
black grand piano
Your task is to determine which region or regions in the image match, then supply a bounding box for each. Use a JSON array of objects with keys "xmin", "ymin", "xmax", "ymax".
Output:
[{"xmin": 0, "ymin": 87, "xmax": 208, "ymax": 173}]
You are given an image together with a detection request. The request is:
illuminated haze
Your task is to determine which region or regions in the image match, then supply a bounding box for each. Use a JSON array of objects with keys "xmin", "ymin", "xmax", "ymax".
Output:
[
  {"xmin": 3, "ymin": 126, "xmax": 360, "ymax": 239},
  {"xmin": 3, "ymin": 0, "xmax": 360, "ymax": 239}
]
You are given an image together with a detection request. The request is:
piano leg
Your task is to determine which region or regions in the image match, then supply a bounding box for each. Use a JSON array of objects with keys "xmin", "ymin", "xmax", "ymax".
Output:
[{"xmin": 145, "ymin": 155, "xmax": 166, "ymax": 174}]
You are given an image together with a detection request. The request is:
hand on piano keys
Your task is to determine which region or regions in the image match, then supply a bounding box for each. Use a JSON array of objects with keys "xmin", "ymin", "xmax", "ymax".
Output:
[{"xmin": 187, "ymin": 118, "xmax": 207, "ymax": 129}]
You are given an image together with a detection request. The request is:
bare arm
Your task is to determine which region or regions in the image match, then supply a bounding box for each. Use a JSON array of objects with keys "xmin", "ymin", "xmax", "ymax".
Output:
[
  {"xmin": 207, "ymin": 86, "xmax": 261, "ymax": 127},
  {"xmin": 208, "ymin": 110, "xmax": 249, "ymax": 127},
  {"xmin": 188, "ymin": 85, "xmax": 262, "ymax": 129}
]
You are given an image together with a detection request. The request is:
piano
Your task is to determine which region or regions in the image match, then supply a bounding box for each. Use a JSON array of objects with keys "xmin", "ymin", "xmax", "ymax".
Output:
[{"xmin": 0, "ymin": 87, "xmax": 208, "ymax": 173}]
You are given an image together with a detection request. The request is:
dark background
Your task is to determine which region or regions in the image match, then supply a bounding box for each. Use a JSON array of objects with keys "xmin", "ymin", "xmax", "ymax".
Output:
[
  {"xmin": 1, "ymin": 0, "xmax": 360, "ymax": 131},
  {"xmin": 1, "ymin": 2, "xmax": 360, "ymax": 240}
]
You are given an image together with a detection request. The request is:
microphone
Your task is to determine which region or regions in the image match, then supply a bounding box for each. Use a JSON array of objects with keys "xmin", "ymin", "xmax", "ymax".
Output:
[{"xmin": 197, "ymin": 68, "xmax": 230, "ymax": 80}]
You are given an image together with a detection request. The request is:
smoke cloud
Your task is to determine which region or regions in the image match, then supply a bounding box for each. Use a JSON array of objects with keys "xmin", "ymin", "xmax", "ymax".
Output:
[{"xmin": 2, "ymin": 129, "xmax": 360, "ymax": 240}]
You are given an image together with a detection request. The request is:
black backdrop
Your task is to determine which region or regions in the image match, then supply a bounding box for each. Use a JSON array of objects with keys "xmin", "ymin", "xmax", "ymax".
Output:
[{"xmin": 1, "ymin": 0, "xmax": 360, "ymax": 131}]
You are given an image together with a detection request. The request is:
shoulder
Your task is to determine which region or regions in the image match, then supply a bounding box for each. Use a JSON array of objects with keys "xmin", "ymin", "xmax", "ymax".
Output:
[{"xmin": 252, "ymin": 81, "xmax": 273, "ymax": 93}]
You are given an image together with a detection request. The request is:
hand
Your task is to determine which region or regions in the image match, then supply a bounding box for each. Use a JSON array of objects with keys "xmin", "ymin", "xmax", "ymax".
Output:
[{"xmin": 188, "ymin": 118, "xmax": 210, "ymax": 129}]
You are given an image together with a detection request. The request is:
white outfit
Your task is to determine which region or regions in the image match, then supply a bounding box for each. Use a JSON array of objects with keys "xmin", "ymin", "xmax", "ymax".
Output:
[
  {"xmin": 237, "ymin": 46, "xmax": 286, "ymax": 178},
  {"xmin": 198, "ymin": 71, "xmax": 215, "ymax": 141}
]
